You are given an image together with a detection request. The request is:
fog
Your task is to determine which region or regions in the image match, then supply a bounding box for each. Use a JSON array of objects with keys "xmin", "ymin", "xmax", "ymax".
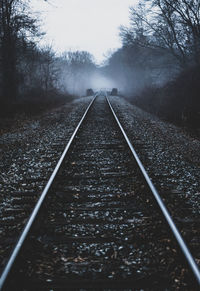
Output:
[
  {"xmin": 58, "ymin": 71, "xmax": 117, "ymax": 97},
  {"xmin": 1, "ymin": 0, "xmax": 199, "ymax": 133},
  {"xmin": 89, "ymin": 73, "xmax": 118, "ymax": 92},
  {"xmin": 54, "ymin": 51, "xmax": 118, "ymax": 96},
  {"xmin": 101, "ymin": 46, "xmax": 180, "ymax": 98}
]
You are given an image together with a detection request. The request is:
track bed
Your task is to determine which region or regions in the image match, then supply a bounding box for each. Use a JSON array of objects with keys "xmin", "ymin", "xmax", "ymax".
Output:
[{"xmin": 2, "ymin": 96, "xmax": 198, "ymax": 290}]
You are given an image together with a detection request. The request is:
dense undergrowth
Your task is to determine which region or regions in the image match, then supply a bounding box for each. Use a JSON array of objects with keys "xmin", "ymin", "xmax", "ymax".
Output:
[
  {"xmin": 0, "ymin": 89, "xmax": 74, "ymax": 118},
  {"xmin": 130, "ymin": 66, "xmax": 200, "ymax": 136}
]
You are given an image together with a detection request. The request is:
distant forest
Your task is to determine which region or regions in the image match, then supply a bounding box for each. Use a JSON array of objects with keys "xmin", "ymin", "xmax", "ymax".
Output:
[
  {"xmin": 0, "ymin": 0, "xmax": 200, "ymax": 133},
  {"xmin": 0, "ymin": 0, "xmax": 97, "ymax": 114},
  {"xmin": 104, "ymin": 0, "xmax": 200, "ymax": 133}
]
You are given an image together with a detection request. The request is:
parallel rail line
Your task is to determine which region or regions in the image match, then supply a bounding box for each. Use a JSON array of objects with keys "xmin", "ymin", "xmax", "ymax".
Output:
[
  {"xmin": 0, "ymin": 94, "xmax": 199, "ymax": 290},
  {"xmin": 107, "ymin": 97, "xmax": 200, "ymax": 285}
]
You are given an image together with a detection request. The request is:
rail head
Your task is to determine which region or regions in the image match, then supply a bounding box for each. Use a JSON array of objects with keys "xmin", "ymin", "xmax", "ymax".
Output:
[
  {"xmin": 1, "ymin": 95, "xmax": 199, "ymax": 289},
  {"xmin": 106, "ymin": 96, "xmax": 200, "ymax": 287},
  {"xmin": 0, "ymin": 96, "xmax": 96, "ymax": 290}
]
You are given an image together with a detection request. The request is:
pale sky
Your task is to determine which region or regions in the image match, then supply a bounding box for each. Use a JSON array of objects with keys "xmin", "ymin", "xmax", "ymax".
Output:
[{"xmin": 31, "ymin": 0, "xmax": 139, "ymax": 64}]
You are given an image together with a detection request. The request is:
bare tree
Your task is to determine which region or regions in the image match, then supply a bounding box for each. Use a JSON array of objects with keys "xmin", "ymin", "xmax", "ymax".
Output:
[
  {"xmin": 0, "ymin": 0, "xmax": 38, "ymax": 102},
  {"xmin": 38, "ymin": 47, "xmax": 58, "ymax": 92},
  {"xmin": 120, "ymin": 0, "xmax": 200, "ymax": 67},
  {"xmin": 150, "ymin": 0, "xmax": 200, "ymax": 65},
  {"xmin": 60, "ymin": 51, "xmax": 96, "ymax": 95}
]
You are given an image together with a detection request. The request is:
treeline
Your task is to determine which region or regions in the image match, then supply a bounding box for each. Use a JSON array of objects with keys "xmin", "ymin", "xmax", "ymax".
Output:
[
  {"xmin": 105, "ymin": 0, "xmax": 200, "ymax": 132},
  {"xmin": 0, "ymin": 0, "xmax": 97, "ymax": 116}
]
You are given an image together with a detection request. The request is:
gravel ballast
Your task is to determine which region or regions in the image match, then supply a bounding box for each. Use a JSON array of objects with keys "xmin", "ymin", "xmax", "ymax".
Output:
[
  {"xmin": 0, "ymin": 95, "xmax": 199, "ymax": 283},
  {"xmin": 0, "ymin": 96, "xmax": 93, "ymax": 272},
  {"xmin": 109, "ymin": 96, "xmax": 200, "ymax": 267}
]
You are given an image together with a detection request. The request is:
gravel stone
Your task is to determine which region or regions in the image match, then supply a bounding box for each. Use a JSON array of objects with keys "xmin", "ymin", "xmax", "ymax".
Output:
[
  {"xmin": 0, "ymin": 96, "xmax": 93, "ymax": 271},
  {"xmin": 0, "ymin": 95, "xmax": 199, "ymax": 288},
  {"xmin": 109, "ymin": 96, "xmax": 200, "ymax": 265}
]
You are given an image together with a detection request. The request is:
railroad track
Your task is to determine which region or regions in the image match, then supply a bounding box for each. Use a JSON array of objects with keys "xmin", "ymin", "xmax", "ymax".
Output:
[{"xmin": 0, "ymin": 94, "xmax": 199, "ymax": 290}]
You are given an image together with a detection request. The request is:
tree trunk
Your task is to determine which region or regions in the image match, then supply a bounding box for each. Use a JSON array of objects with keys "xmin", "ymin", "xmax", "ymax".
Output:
[{"xmin": 2, "ymin": 40, "xmax": 17, "ymax": 102}]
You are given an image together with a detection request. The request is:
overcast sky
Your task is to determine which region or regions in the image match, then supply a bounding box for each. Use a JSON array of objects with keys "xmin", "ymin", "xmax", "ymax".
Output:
[{"xmin": 31, "ymin": 0, "xmax": 138, "ymax": 64}]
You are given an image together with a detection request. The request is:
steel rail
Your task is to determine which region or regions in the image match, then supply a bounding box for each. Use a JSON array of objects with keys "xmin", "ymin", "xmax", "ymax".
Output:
[
  {"xmin": 0, "ymin": 96, "xmax": 96, "ymax": 290},
  {"xmin": 106, "ymin": 96, "xmax": 200, "ymax": 286}
]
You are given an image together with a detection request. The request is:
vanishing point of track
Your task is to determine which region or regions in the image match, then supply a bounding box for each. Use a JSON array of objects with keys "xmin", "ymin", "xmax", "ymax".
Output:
[{"xmin": 0, "ymin": 94, "xmax": 200, "ymax": 290}]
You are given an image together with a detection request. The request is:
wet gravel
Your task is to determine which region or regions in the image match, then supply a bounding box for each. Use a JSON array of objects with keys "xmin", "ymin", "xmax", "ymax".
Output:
[
  {"xmin": 3, "ymin": 96, "xmax": 198, "ymax": 290},
  {"xmin": 0, "ymin": 96, "xmax": 93, "ymax": 273},
  {"xmin": 0, "ymin": 95, "xmax": 199, "ymax": 290},
  {"xmin": 109, "ymin": 96, "xmax": 200, "ymax": 267}
]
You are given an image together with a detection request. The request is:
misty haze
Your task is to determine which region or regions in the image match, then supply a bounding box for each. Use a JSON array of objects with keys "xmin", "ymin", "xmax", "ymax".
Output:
[{"xmin": 0, "ymin": 0, "xmax": 200, "ymax": 290}]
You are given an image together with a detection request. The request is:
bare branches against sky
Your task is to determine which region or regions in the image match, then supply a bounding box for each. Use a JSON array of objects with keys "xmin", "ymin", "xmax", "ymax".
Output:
[{"xmin": 31, "ymin": 0, "xmax": 139, "ymax": 63}]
